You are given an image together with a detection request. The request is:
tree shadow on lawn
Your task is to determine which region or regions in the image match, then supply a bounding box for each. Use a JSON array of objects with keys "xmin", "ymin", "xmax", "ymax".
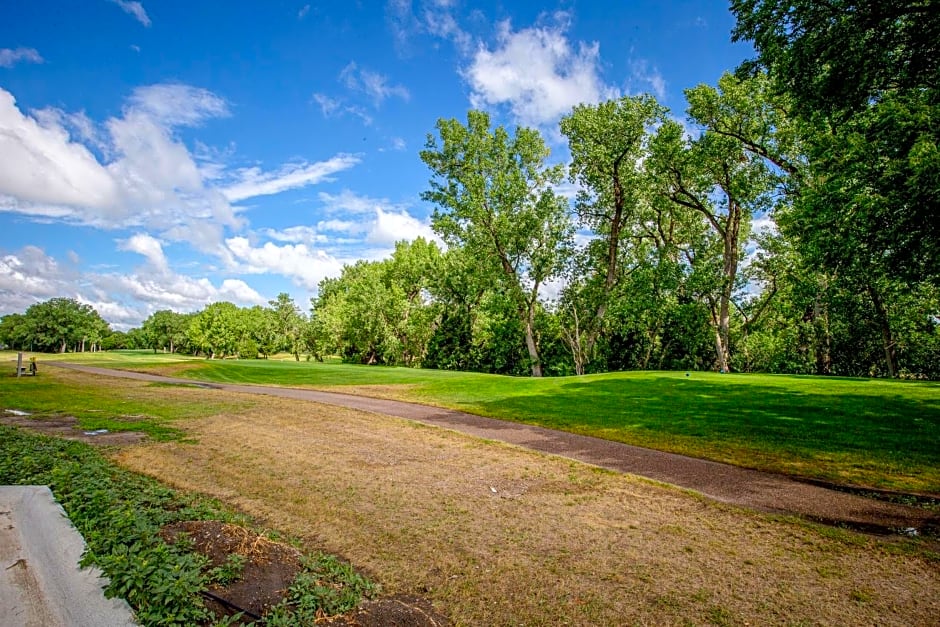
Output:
[{"xmin": 461, "ymin": 373, "xmax": 940, "ymax": 488}]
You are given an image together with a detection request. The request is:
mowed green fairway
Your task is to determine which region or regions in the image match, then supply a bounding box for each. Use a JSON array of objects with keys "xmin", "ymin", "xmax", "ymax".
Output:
[{"xmin": 9, "ymin": 351, "xmax": 940, "ymax": 494}]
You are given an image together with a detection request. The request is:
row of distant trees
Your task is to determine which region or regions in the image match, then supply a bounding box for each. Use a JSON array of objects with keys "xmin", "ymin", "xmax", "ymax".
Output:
[{"xmin": 0, "ymin": 294, "xmax": 312, "ymax": 360}]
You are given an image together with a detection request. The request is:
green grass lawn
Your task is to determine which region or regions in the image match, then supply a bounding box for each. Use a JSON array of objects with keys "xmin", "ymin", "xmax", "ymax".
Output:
[
  {"xmin": 5, "ymin": 350, "xmax": 940, "ymax": 494},
  {"xmin": 0, "ymin": 351, "xmax": 256, "ymax": 440}
]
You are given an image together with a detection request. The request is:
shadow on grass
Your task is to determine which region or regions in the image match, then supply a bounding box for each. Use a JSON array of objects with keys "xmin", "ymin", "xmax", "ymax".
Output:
[{"xmin": 457, "ymin": 373, "xmax": 940, "ymax": 490}]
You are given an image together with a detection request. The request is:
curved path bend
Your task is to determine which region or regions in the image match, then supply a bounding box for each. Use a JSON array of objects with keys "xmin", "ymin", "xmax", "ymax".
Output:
[{"xmin": 52, "ymin": 362, "xmax": 939, "ymax": 535}]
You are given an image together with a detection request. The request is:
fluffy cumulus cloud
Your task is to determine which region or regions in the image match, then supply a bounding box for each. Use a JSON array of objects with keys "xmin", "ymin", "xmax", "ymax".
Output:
[
  {"xmin": 225, "ymin": 237, "xmax": 346, "ymax": 290},
  {"xmin": 119, "ymin": 233, "xmax": 169, "ymax": 271},
  {"xmin": 315, "ymin": 190, "xmax": 442, "ymax": 247},
  {"xmin": 224, "ymin": 190, "xmax": 442, "ymax": 290},
  {"xmin": 0, "ymin": 85, "xmax": 359, "ymax": 253},
  {"xmin": 463, "ymin": 19, "xmax": 617, "ymax": 127},
  {"xmin": 369, "ymin": 207, "xmax": 439, "ymax": 245},
  {"xmin": 0, "ymin": 245, "xmax": 266, "ymax": 328},
  {"xmin": 0, "ymin": 246, "xmax": 70, "ymax": 311}
]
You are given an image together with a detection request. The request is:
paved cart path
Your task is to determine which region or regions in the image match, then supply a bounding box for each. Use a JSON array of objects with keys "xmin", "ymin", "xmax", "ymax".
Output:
[{"xmin": 50, "ymin": 362, "xmax": 939, "ymax": 535}]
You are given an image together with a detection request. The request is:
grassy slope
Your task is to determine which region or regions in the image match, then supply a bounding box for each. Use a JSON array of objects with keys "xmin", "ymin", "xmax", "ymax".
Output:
[{"xmin": 7, "ymin": 350, "xmax": 940, "ymax": 493}]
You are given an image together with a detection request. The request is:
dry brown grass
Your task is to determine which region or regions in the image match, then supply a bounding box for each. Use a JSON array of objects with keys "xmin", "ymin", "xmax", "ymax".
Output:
[{"xmin": 103, "ymin": 383, "xmax": 940, "ymax": 627}]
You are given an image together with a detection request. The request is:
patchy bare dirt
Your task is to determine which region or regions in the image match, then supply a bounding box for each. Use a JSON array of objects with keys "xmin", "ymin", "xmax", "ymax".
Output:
[
  {"xmin": 114, "ymin": 395, "xmax": 940, "ymax": 626},
  {"xmin": 0, "ymin": 411, "xmax": 147, "ymax": 446},
  {"xmin": 161, "ymin": 520, "xmax": 301, "ymax": 620},
  {"xmin": 49, "ymin": 362, "xmax": 940, "ymax": 535},
  {"xmin": 160, "ymin": 520, "xmax": 449, "ymax": 625}
]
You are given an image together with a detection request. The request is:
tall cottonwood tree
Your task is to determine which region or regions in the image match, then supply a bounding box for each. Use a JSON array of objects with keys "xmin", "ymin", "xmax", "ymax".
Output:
[
  {"xmin": 650, "ymin": 75, "xmax": 787, "ymax": 372},
  {"xmin": 19, "ymin": 298, "xmax": 109, "ymax": 353},
  {"xmin": 558, "ymin": 95, "xmax": 668, "ymax": 374},
  {"xmin": 421, "ymin": 110, "xmax": 572, "ymax": 377}
]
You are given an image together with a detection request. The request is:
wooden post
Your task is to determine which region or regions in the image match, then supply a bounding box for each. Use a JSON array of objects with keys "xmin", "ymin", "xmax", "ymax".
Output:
[{"xmin": 16, "ymin": 352, "xmax": 22, "ymax": 377}]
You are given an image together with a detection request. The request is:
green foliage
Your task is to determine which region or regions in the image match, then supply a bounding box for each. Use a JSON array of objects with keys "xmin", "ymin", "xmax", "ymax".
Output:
[
  {"xmin": 1, "ymin": 298, "xmax": 111, "ymax": 353},
  {"xmin": 421, "ymin": 109, "xmax": 573, "ymax": 376},
  {"xmin": 207, "ymin": 553, "xmax": 246, "ymax": 586},
  {"xmin": 311, "ymin": 239, "xmax": 441, "ymax": 367},
  {"xmin": 140, "ymin": 310, "xmax": 194, "ymax": 355},
  {"xmin": 732, "ymin": 0, "xmax": 940, "ymax": 284},
  {"xmin": 266, "ymin": 553, "xmax": 376, "ymax": 624},
  {"xmin": 0, "ymin": 427, "xmax": 225, "ymax": 625}
]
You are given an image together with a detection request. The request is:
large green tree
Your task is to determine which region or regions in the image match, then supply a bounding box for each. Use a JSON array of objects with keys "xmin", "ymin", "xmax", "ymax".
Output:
[
  {"xmin": 421, "ymin": 110, "xmax": 573, "ymax": 377},
  {"xmin": 187, "ymin": 302, "xmax": 242, "ymax": 359},
  {"xmin": 140, "ymin": 310, "xmax": 192, "ymax": 354},
  {"xmin": 19, "ymin": 298, "xmax": 109, "ymax": 353},
  {"xmin": 558, "ymin": 95, "xmax": 668, "ymax": 373},
  {"xmin": 269, "ymin": 293, "xmax": 306, "ymax": 361},
  {"xmin": 732, "ymin": 0, "xmax": 940, "ymax": 285},
  {"xmin": 649, "ymin": 74, "xmax": 789, "ymax": 372}
]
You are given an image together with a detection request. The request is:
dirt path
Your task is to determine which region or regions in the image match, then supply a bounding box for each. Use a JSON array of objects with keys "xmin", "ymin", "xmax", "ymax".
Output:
[{"xmin": 51, "ymin": 362, "xmax": 938, "ymax": 534}]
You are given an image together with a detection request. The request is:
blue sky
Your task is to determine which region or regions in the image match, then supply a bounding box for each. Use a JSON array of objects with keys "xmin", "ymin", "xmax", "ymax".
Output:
[{"xmin": 0, "ymin": 0, "xmax": 751, "ymax": 329}]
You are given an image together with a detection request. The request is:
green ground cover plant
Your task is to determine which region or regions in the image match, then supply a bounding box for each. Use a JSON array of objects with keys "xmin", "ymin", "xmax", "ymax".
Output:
[
  {"xmin": 0, "ymin": 426, "xmax": 376, "ymax": 625},
  {"xmin": 155, "ymin": 357, "xmax": 940, "ymax": 494}
]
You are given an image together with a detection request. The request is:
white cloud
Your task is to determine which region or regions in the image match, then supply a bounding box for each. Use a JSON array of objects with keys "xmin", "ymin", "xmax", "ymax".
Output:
[
  {"xmin": 340, "ymin": 62, "xmax": 410, "ymax": 106},
  {"xmin": 423, "ymin": 5, "xmax": 471, "ymax": 53},
  {"xmin": 317, "ymin": 189, "xmax": 384, "ymax": 215},
  {"xmin": 628, "ymin": 59, "xmax": 667, "ymax": 101},
  {"xmin": 463, "ymin": 19, "xmax": 617, "ymax": 127},
  {"xmin": 385, "ymin": 0, "xmax": 470, "ymax": 55},
  {"xmin": 0, "ymin": 247, "xmax": 68, "ymax": 310},
  {"xmin": 368, "ymin": 207, "xmax": 440, "ymax": 246},
  {"xmin": 127, "ymin": 84, "xmax": 229, "ymax": 127},
  {"xmin": 310, "ymin": 92, "xmax": 373, "ymax": 125},
  {"xmin": 0, "ymin": 85, "xmax": 355, "ymax": 257},
  {"xmin": 225, "ymin": 236, "xmax": 345, "ymax": 289},
  {"xmin": 119, "ymin": 233, "xmax": 168, "ymax": 271},
  {"xmin": 222, "ymin": 155, "xmax": 360, "ymax": 202},
  {"xmin": 0, "ymin": 47, "xmax": 44, "ymax": 68},
  {"xmin": 298, "ymin": 4, "xmax": 310, "ymax": 19},
  {"xmin": 260, "ymin": 226, "xmax": 325, "ymax": 244},
  {"xmin": 110, "ymin": 0, "xmax": 151, "ymax": 27},
  {"xmin": 317, "ymin": 218, "xmax": 363, "ymax": 234},
  {"xmin": 0, "ymin": 244, "xmax": 268, "ymax": 327},
  {"xmin": 312, "ymin": 92, "xmax": 341, "ymax": 117},
  {"xmin": 386, "ymin": 0, "xmax": 422, "ymax": 52}
]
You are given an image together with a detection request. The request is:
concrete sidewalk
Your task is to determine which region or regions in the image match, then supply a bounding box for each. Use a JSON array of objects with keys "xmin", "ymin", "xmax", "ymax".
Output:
[{"xmin": 0, "ymin": 486, "xmax": 137, "ymax": 627}]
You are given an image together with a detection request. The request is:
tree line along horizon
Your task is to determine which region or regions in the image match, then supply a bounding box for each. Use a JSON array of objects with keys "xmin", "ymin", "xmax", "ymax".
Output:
[{"xmin": 2, "ymin": 1, "xmax": 938, "ymax": 379}]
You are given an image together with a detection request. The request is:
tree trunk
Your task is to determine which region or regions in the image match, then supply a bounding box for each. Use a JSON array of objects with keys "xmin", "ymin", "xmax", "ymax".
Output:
[
  {"xmin": 523, "ymin": 300, "xmax": 543, "ymax": 377},
  {"xmin": 813, "ymin": 284, "xmax": 832, "ymax": 375},
  {"xmin": 714, "ymin": 205, "xmax": 740, "ymax": 372},
  {"xmin": 867, "ymin": 284, "xmax": 897, "ymax": 378}
]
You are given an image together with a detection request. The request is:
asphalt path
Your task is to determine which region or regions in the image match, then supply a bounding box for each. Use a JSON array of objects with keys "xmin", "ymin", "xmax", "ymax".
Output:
[{"xmin": 50, "ymin": 362, "xmax": 939, "ymax": 536}]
